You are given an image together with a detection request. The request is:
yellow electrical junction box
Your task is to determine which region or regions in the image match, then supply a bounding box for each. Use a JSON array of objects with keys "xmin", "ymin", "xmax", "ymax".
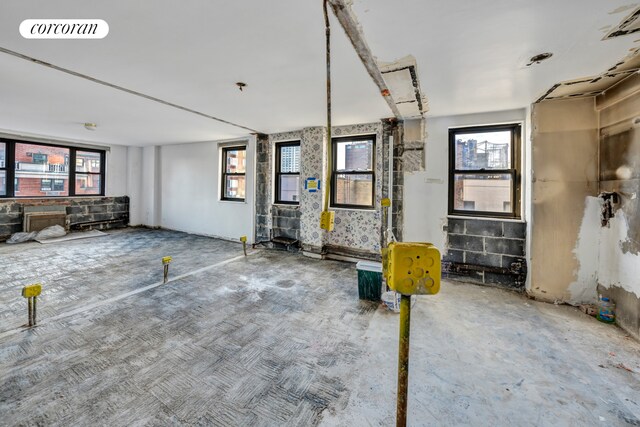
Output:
[
  {"xmin": 22, "ymin": 283, "xmax": 42, "ymax": 298},
  {"xmin": 381, "ymin": 198, "xmax": 391, "ymax": 207},
  {"xmin": 239, "ymin": 236, "xmax": 247, "ymax": 242},
  {"xmin": 320, "ymin": 211, "xmax": 335, "ymax": 231},
  {"xmin": 384, "ymin": 242, "xmax": 441, "ymax": 295},
  {"xmin": 162, "ymin": 256, "xmax": 172, "ymax": 265}
]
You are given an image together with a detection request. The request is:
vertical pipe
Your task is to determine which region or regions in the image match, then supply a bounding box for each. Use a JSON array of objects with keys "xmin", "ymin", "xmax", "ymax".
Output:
[
  {"xmin": 32, "ymin": 297, "xmax": 37, "ymax": 326},
  {"xmin": 163, "ymin": 265, "xmax": 169, "ymax": 284},
  {"xmin": 388, "ymin": 135, "xmax": 394, "ymax": 232},
  {"xmin": 27, "ymin": 297, "xmax": 33, "ymax": 327},
  {"xmin": 323, "ymin": 0, "xmax": 332, "ymax": 213},
  {"xmin": 396, "ymin": 294, "xmax": 411, "ymax": 427}
]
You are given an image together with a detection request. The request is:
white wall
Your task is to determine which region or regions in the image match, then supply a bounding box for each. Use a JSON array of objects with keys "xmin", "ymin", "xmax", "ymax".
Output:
[
  {"xmin": 159, "ymin": 137, "xmax": 255, "ymax": 242},
  {"xmin": 126, "ymin": 146, "xmax": 143, "ymax": 226},
  {"xmin": 404, "ymin": 109, "xmax": 527, "ymax": 251},
  {"xmin": 105, "ymin": 145, "xmax": 128, "ymax": 196}
]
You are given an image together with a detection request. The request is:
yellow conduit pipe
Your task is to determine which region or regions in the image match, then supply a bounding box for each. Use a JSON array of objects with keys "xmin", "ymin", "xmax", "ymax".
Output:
[{"xmin": 320, "ymin": 0, "xmax": 335, "ymax": 231}]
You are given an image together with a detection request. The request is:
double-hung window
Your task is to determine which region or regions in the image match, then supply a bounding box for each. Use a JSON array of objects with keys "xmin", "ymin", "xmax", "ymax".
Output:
[
  {"xmin": 275, "ymin": 141, "xmax": 300, "ymax": 204},
  {"xmin": 448, "ymin": 123, "xmax": 521, "ymax": 218},
  {"xmin": 331, "ymin": 135, "xmax": 375, "ymax": 209},
  {"xmin": 75, "ymin": 150, "xmax": 104, "ymax": 195},
  {"xmin": 221, "ymin": 146, "xmax": 246, "ymax": 201}
]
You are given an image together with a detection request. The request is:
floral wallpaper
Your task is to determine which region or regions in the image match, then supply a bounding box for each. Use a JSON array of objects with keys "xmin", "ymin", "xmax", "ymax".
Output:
[
  {"xmin": 299, "ymin": 126, "xmax": 326, "ymax": 248},
  {"xmin": 266, "ymin": 123, "xmax": 386, "ymax": 255},
  {"xmin": 326, "ymin": 123, "xmax": 383, "ymax": 253}
]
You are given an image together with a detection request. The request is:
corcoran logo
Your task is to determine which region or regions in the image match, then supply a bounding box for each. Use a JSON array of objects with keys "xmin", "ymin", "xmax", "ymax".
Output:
[{"xmin": 20, "ymin": 19, "xmax": 109, "ymax": 39}]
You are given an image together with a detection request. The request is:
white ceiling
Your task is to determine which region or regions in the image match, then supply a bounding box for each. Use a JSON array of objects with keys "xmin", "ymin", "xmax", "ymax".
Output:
[
  {"xmin": 0, "ymin": 1, "xmax": 638, "ymax": 146},
  {"xmin": 353, "ymin": 0, "xmax": 640, "ymax": 118}
]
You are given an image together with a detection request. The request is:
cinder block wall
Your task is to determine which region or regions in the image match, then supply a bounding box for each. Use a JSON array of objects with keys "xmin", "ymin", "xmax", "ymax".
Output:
[
  {"xmin": 0, "ymin": 196, "xmax": 129, "ymax": 240},
  {"xmin": 443, "ymin": 218, "xmax": 527, "ymax": 289},
  {"xmin": 272, "ymin": 205, "xmax": 300, "ymax": 241}
]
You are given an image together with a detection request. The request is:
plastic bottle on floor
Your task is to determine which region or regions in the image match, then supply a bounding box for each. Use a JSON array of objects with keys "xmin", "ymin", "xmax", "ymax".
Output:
[{"xmin": 597, "ymin": 295, "xmax": 615, "ymax": 324}]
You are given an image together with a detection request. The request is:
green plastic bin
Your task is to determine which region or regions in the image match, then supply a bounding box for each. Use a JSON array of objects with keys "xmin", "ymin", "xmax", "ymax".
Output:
[{"xmin": 356, "ymin": 261, "xmax": 383, "ymax": 301}]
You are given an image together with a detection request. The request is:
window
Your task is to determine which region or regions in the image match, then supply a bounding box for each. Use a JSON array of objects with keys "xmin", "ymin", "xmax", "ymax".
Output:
[
  {"xmin": 275, "ymin": 141, "xmax": 300, "ymax": 204},
  {"xmin": 32, "ymin": 153, "xmax": 48, "ymax": 164},
  {"xmin": 75, "ymin": 150, "xmax": 103, "ymax": 195},
  {"xmin": 221, "ymin": 146, "xmax": 246, "ymax": 201},
  {"xmin": 448, "ymin": 123, "xmax": 521, "ymax": 218},
  {"xmin": 331, "ymin": 135, "xmax": 375, "ymax": 209},
  {"xmin": 40, "ymin": 178, "xmax": 64, "ymax": 192},
  {"xmin": 0, "ymin": 138, "xmax": 106, "ymax": 198},
  {"xmin": 0, "ymin": 142, "xmax": 5, "ymax": 196}
]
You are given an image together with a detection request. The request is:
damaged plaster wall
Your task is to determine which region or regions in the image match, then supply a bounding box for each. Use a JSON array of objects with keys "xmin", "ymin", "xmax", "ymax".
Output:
[
  {"xmin": 530, "ymin": 98, "xmax": 599, "ymax": 303},
  {"xmin": 596, "ymin": 74, "xmax": 640, "ymax": 339}
]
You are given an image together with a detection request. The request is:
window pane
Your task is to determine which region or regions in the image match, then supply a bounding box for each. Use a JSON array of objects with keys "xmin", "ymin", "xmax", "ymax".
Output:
[
  {"xmin": 335, "ymin": 140, "xmax": 373, "ymax": 172},
  {"xmin": 75, "ymin": 173, "xmax": 101, "ymax": 195},
  {"xmin": 335, "ymin": 173, "xmax": 373, "ymax": 206},
  {"xmin": 454, "ymin": 130, "xmax": 511, "ymax": 170},
  {"xmin": 224, "ymin": 175, "xmax": 245, "ymax": 199},
  {"xmin": 76, "ymin": 151, "xmax": 101, "ymax": 173},
  {"xmin": 225, "ymin": 148, "xmax": 246, "ymax": 174},
  {"xmin": 279, "ymin": 145, "xmax": 300, "ymax": 173},
  {"xmin": 453, "ymin": 174, "xmax": 512, "ymax": 213},
  {"xmin": 15, "ymin": 143, "xmax": 69, "ymax": 196},
  {"xmin": 0, "ymin": 142, "xmax": 5, "ymax": 169},
  {"xmin": 0, "ymin": 170, "xmax": 5, "ymax": 196},
  {"xmin": 279, "ymin": 175, "xmax": 299, "ymax": 202}
]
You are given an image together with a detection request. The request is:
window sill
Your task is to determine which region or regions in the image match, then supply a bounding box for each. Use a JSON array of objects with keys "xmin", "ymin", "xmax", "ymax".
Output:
[
  {"xmin": 330, "ymin": 206, "xmax": 376, "ymax": 212},
  {"xmin": 219, "ymin": 199, "xmax": 246, "ymax": 205},
  {"xmin": 272, "ymin": 203, "xmax": 300, "ymax": 208},
  {"xmin": 447, "ymin": 214, "xmax": 524, "ymax": 223},
  {"xmin": 1, "ymin": 195, "xmax": 106, "ymax": 200}
]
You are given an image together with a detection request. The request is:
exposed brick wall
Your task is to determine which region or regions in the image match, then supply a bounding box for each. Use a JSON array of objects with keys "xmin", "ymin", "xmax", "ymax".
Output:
[
  {"xmin": 443, "ymin": 218, "xmax": 527, "ymax": 289},
  {"xmin": 0, "ymin": 196, "xmax": 129, "ymax": 240}
]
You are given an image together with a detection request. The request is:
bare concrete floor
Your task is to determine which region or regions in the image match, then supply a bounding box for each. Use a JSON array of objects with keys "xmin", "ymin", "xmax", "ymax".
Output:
[{"xmin": 1, "ymin": 228, "xmax": 639, "ymax": 426}]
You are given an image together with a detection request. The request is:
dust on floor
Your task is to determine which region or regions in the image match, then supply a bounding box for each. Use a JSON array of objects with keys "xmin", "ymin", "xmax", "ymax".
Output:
[{"xmin": 1, "ymin": 228, "xmax": 639, "ymax": 426}]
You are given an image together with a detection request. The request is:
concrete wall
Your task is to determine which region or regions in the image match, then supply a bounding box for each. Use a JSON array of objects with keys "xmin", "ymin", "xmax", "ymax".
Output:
[
  {"xmin": 0, "ymin": 196, "xmax": 129, "ymax": 240},
  {"xmin": 530, "ymin": 98, "xmax": 599, "ymax": 303},
  {"xmin": 405, "ymin": 109, "xmax": 528, "ymax": 288},
  {"xmin": 443, "ymin": 218, "xmax": 526, "ymax": 289},
  {"xmin": 159, "ymin": 138, "xmax": 256, "ymax": 243},
  {"xmin": 596, "ymin": 75, "xmax": 640, "ymax": 339}
]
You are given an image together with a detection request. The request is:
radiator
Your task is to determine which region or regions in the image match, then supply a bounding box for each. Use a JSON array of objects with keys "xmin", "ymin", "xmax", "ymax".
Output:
[{"xmin": 23, "ymin": 206, "xmax": 67, "ymax": 232}]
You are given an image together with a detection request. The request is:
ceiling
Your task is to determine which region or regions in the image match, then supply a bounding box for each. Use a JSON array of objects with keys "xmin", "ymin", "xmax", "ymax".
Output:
[{"xmin": 0, "ymin": 1, "xmax": 638, "ymax": 146}]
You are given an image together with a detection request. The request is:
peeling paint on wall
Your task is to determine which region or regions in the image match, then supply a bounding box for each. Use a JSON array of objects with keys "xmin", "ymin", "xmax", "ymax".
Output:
[
  {"xmin": 568, "ymin": 196, "xmax": 601, "ymax": 304},
  {"xmin": 599, "ymin": 209, "xmax": 640, "ymax": 298}
]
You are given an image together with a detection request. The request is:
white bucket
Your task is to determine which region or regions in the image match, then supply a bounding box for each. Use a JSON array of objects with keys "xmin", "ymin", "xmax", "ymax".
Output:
[{"xmin": 381, "ymin": 291, "xmax": 416, "ymax": 313}]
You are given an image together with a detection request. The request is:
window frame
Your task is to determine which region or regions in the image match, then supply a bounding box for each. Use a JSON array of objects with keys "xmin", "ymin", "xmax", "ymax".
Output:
[
  {"xmin": 448, "ymin": 123, "xmax": 521, "ymax": 219},
  {"xmin": 274, "ymin": 141, "xmax": 301, "ymax": 205},
  {"xmin": 0, "ymin": 138, "xmax": 106, "ymax": 198},
  {"xmin": 330, "ymin": 134, "xmax": 376, "ymax": 210},
  {"xmin": 74, "ymin": 149, "xmax": 105, "ymax": 195},
  {"xmin": 220, "ymin": 145, "xmax": 246, "ymax": 202},
  {"xmin": 0, "ymin": 141, "xmax": 7, "ymax": 197}
]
